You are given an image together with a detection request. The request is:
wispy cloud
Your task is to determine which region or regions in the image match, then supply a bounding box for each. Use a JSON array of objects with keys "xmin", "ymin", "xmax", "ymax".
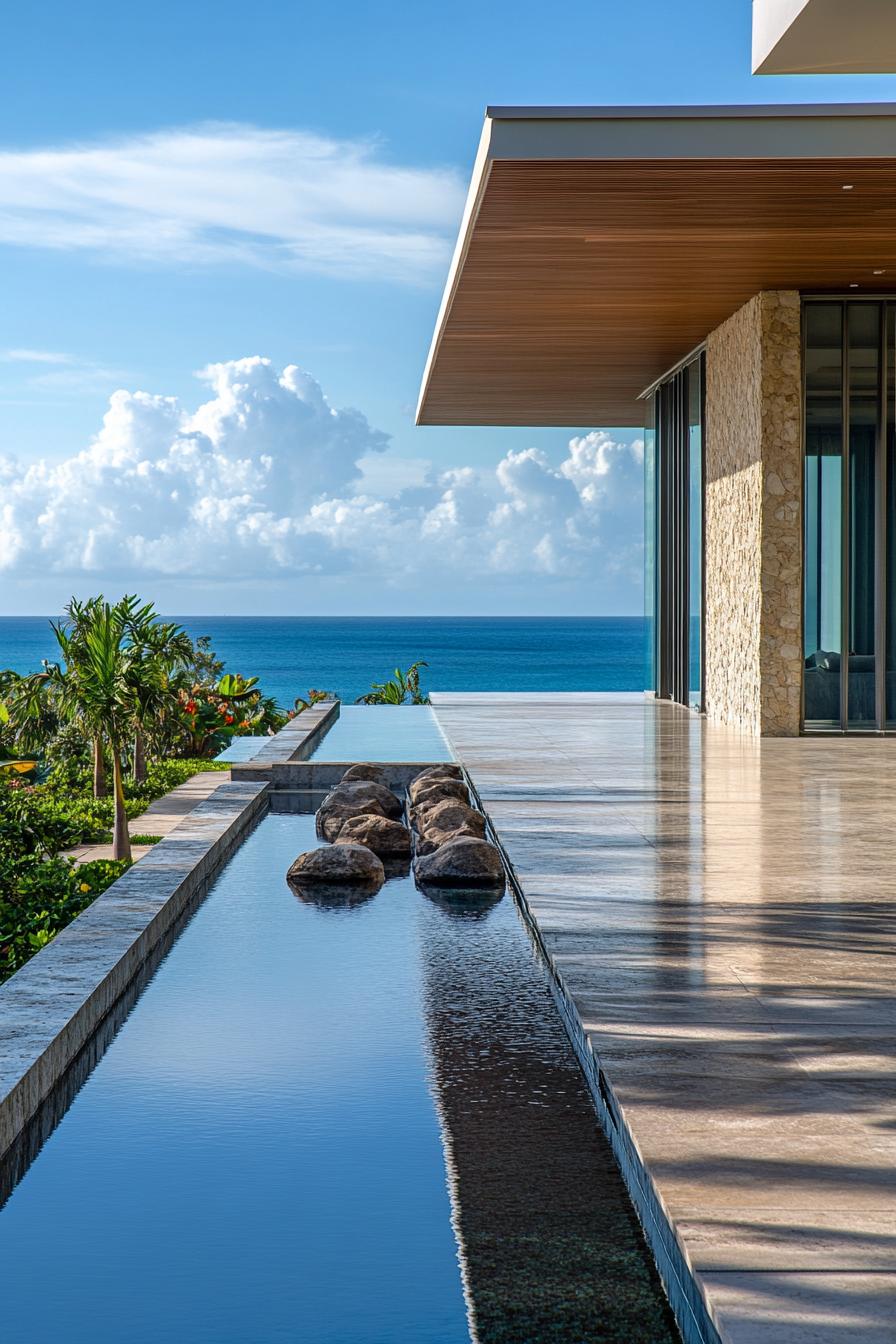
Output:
[
  {"xmin": 2, "ymin": 348, "xmax": 75, "ymax": 364},
  {"xmin": 0, "ymin": 123, "xmax": 465, "ymax": 284},
  {"xmin": 0, "ymin": 348, "xmax": 126, "ymax": 395}
]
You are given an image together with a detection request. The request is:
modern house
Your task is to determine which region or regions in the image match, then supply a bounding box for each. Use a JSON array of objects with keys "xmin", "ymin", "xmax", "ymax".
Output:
[{"xmin": 417, "ymin": 103, "xmax": 896, "ymax": 736}]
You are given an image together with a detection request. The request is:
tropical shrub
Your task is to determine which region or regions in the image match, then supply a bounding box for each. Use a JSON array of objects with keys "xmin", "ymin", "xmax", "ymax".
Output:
[
  {"xmin": 356, "ymin": 661, "xmax": 430, "ymax": 705},
  {"xmin": 174, "ymin": 675, "xmax": 286, "ymax": 756}
]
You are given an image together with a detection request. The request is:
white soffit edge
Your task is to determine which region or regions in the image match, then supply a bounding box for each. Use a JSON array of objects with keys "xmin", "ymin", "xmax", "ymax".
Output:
[{"xmin": 753, "ymin": 0, "xmax": 896, "ymax": 74}]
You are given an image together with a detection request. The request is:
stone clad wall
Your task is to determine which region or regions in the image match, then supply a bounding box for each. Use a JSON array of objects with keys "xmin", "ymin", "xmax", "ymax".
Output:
[{"xmin": 704, "ymin": 291, "xmax": 802, "ymax": 736}]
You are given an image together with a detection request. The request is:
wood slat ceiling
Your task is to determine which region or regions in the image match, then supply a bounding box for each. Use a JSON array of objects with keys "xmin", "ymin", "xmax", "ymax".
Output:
[{"xmin": 418, "ymin": 157, "xmax": 896, "ymax": 426}]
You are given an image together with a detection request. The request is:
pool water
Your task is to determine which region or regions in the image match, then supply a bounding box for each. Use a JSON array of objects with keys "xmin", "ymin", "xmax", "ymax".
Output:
[
  {"xmin": 214, "ymin": 735, "xmax": 270, "ymax": 762},
  {"xmin": 307, "ymin": 704, "xmax": 453, "ymax": 762},
  {"xmin": 0, "ymin": 810, "xmax": 678, "ymax": 1344}
]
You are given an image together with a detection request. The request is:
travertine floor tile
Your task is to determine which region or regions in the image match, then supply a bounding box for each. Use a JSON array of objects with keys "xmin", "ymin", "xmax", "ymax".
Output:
[{"xmin": 432, "ymin": 694, "xmax": 896, "ymax": 1344}]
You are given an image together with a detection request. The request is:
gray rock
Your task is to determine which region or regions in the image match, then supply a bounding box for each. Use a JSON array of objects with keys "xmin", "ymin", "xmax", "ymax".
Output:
[
  {"xmin": 317, "ymin": 797, "xmax": 387, "ymax": 843},
  {"xmin": 414, "ymin": 836, "xmax": 504, "ymax": 888},
  {"xmin": 413, "ymin": 798, "xmax": 486, "ymax": 839},
  {"xmin": 408, "ymin": 767, "xmax": 463, "ymax": 803},
  {"xmin": 324, "ymin": 779, "xmax": 403, "ymax": 820},
  {"xmin": 334, "ymin": 813, "xmax": 412, "ymax": 857},
  {"xmin": 415, "ymin": 823, "xmax": 484, "ymax": 856},
  {"xmin": 411, "ymin": 779, "xmax": 469, "ymax": 811},
  {"xmin": 341, "ymin": 763, "xmax": 389, "ymax": 786},
  {"xmin": 287, "ymin": 843, "xmax": 385, "ymax": 888}
]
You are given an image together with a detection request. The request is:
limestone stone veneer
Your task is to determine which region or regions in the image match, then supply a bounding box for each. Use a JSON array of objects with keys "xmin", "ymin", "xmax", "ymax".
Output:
[{"xmin": 704, "ymin": 290, "xmax": 802, "ymax": 736}]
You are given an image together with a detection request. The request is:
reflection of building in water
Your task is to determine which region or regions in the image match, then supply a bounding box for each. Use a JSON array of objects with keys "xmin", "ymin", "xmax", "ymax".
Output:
[{"xmin": 417, "ymin": 888, "xmax": 678, "ymax": 1344}]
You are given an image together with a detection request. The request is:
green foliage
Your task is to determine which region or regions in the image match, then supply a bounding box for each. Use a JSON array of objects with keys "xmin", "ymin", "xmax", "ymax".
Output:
[
  {"xmin": 215, "ymin": 673, "xmax": 259, "ymax": 700},
  {"xmin": 44, "ymin": 720, "xmax": 92, "ymax": 771},
  {"xmin": 176, "ymin": 682, "xmax": 286, "ymax": 757},
  {"xmin": 0, "ymin": 844, "xmax": 128, "ymax": 983},
  {"xmin": 356, "ymin": 661, "xmax": 430, "ymax": 705},
  {"xmin": 293, "ymin": 689, "xmax": 336, "ymax": 714},
  {"xmin": 0, "ymin": 754, "xmax": 226, "ymax": 983},
  {"xmin": 181, "ymin": 634, "xmax": 225, "ymax": 686}
]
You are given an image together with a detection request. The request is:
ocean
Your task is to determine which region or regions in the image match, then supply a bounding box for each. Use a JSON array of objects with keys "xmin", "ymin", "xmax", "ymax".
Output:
[{"xmin": 0, "ymin": 616, "xmax": 649, "ymax": 709}]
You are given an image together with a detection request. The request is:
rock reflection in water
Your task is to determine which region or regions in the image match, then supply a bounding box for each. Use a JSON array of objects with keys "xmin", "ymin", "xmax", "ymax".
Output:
[
  {"xmin": 287, "ymin": 880, "xmax": 380, "ymax": 911},
  {"xmin": 419, "ymin": 887, "xmax": 680, "ymax": 1344}
]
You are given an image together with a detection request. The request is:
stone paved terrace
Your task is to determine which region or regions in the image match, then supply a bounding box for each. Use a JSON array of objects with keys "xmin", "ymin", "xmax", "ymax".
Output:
[
  {"xmin": 65, "ymin": 768, "xmax": 230, "ymax": 865},
  {"xmin": 430, "ymin": 692, "xmax": 896, "ymax": 1344}
]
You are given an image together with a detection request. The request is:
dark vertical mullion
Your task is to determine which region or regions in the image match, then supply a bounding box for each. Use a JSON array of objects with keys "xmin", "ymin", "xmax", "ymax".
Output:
[
  {"xmin": 660, "ymin": 383, "xmax": 671, "ymax": 701},
  {"xmin": 678, "ymin": 368, "xmax": 688, "ymax": 706},
  {"xmin": 658, "ymin": 387, "xmax": 665, "ymax": 699},
  {"xmin": 876, "ymin": 302, "xmax": 887, "ymax": 733},
  {"xmin": 681, "ymin": 367, "xmax": 690, "ymax": 705},
  {"xmin": 816, "ymin": 457, "xmax": 822, "ymax": 647},
  {"xmin": 672, "ymin": 374, "xmax": 680, "ymax": 703},
  {"xmin": 657, "ymin": 387, "xmax": 664, "ymax": 699},
  {"xmin": 677, "ymin": 370, "xmax": 682, "ymax": 704},
  {"xmin": 700, "ymin": 350, "xmax": 706, "ymax": 714},
  {"xmin": 841, "ymin": 302, "xmax": 850, "ymax": 733},
  {"xmin": 800, "ymin": 300, "xmax": 808, "ymax": 732},
  {"xmin": 656, "ymin": 388, "xmax": 663, "ymax": 698}
]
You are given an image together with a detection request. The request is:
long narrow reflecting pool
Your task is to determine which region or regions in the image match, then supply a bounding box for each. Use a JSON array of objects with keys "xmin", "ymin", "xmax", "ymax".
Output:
[
  {"xmin": 0, "ymin": 808, "xmax": 679, "ymax": 1344},
  {"xmin": 306, "ymin": 705, "xmax": 454, "ymax": 762}
]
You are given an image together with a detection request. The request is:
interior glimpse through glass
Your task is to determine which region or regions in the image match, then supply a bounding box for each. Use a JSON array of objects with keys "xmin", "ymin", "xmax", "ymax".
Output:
[{"xmin": 803, "ymin": 302, "xmax": 844, "ymax": 727}]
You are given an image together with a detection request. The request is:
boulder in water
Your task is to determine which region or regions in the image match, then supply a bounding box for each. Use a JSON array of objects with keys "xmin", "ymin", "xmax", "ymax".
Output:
[
  {"xmin": 411, "ymin": 779, "xmax": 469, "ymax": 811},
  {"xmin": 335, "ymin": 813, "xmax": 412, "ymax": 858},
  {"xmin": 413, "ymin": 798, "xmax": 485, "ymax": 839},
  {"xmin": 415, "ymin": 823, "xmax": 485, "ymax": 856},
  {"xmin": 287, "ymin": 843, "xmax": 385, "ymax": 889},
  {"xmin": 413, "ymin": 836, "xmax": 504, "ymax": 888},
  {"xmin": 323, "ymin": 779, "xmax": 403, "ymax": 820},
  {"xmin": 408, "ymin": 767, "xmax": 463, "ymax": 803},
  {"xmin": 317, "ymin": 797, "xmax": 387, "ymax": 842},
  {"xmin": 341, "ymin": 763, "xmax": 389, "ymax": 786}
]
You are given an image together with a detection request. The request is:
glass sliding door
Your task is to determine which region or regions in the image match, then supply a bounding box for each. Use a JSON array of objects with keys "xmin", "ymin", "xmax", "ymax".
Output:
[
  {"xmin": 803, "ymin": 298, "xmax": 892, "ymax": 733},
  {"xmin": 647, "ymin": 353, "xmax": 704, "ymax": 712}
]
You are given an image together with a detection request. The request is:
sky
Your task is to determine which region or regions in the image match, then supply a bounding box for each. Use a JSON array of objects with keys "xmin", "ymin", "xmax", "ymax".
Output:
[{"xmin": 2, "ymin": 1, "xmax": 896, "ymax": 616}]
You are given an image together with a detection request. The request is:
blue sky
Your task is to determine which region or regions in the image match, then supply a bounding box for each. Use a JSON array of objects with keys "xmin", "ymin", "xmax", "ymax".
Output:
[{"xmin": 2, "ymin": 1, "xmax": 896, "ymax": 615}]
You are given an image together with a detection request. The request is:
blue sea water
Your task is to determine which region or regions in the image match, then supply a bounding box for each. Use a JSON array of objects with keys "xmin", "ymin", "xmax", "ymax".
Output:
[{"xmin": 0, "ymin": 616, "xmax": 648, "ymax": 709}]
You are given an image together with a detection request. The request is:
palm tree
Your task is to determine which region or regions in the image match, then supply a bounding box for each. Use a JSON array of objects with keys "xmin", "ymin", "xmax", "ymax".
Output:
[
  {"xmin": 119, "ymin": 597, "xmax": 192, "ymax": 782},
  {"xmin": 56, "ymin": 596, "xmax": 110, "ymax": 797},
  {"xmin": 1, "ymin": 668, "xmax": 62, "ymax": 757},
  {"xmin": 51, "ymin": 601, "xmax": 135, "ymax": 861}
]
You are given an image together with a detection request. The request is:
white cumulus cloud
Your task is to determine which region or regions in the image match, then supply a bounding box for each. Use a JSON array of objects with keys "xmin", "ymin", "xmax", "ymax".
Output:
[
  {"xmin": 0, "ymin": 123, "xmax": 465, "ymax": 283},
  {"xmin": 0, "ymin": 357, "xmax": 643, "ymax": 589}
]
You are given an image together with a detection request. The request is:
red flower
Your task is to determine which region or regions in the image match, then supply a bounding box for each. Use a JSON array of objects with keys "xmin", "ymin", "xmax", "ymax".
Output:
[
  {"xmin": 185, "ymin": 700, "xmax": 197, "ymax": 714},
  {"xmin": 224, "ymin": 714, "xmax": 234, "ymax": 725}
]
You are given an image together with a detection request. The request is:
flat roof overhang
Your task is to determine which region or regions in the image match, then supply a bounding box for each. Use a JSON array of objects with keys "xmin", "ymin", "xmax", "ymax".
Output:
[
  {"xmin": 417, "ymin": 104, "xmax": 896, "ymax": 427},
  {"xmin": 753, "ymin": 0, "xmax": 896, "ymax": 74}
]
